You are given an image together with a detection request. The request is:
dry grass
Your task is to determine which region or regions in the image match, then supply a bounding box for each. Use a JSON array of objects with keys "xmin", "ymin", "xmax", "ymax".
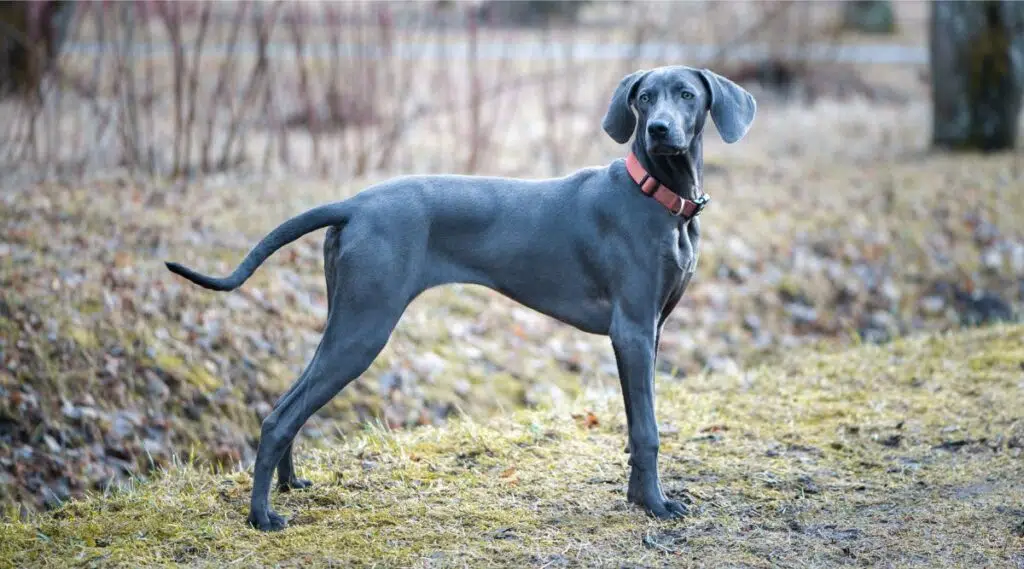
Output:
[
  {"xmin": 2, "ymin": 323, "xmax": 1022, "ymax": 568},
  {"xmin": 2, "ymin": 3, "xmax": 1022, "ymax": 565},
  {"xmin": 0, "ymin": 0, "xmax": 938, "ymax": 182},
  {"xmin": 1, "ymin": 91, "xmax": 1022, "ymax": 515}
]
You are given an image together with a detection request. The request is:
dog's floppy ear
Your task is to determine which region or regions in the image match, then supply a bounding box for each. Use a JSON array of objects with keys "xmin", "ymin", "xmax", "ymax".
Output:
[
  {"xmin": 697, "ymin": 69, "xmax": 756, "ymax": 144},
  {"xmin": 602, "ymin": 69, "xmax": 647, "ymax": 144}
]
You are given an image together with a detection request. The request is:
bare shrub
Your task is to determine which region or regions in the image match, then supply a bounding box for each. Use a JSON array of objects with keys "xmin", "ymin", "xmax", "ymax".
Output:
[{"xmin": 0, "ymin": 1, "xmax": 877, "ymax": 186}]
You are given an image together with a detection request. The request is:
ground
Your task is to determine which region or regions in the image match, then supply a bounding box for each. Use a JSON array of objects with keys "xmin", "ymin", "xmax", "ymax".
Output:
[
  {"xmin": 1, "ymin": 4, "xmax": 1022, "ymax": 562},
  {"xmin": 1, "ymin": 77, "xmax": 1022, "ymax": 518},
  {"xmin": 1, "ymin": 323, "xmax": 1022, "ymax": 569}
]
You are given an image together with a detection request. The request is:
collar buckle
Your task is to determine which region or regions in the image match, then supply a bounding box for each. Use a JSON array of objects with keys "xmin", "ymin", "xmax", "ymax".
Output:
[
  {"xmin": 689, "ymin": 194, "xmax": 710, "ymax": 218},
  {"xmin": 673, "ymin": 193, "xmax": 710, "ymax": 219}
]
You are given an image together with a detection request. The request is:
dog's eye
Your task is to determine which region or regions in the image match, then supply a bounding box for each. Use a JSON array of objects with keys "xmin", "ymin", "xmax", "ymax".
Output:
[
  {"xmin": 637, "ymin": 93, "xmax": 650, "ymax": 104},
  {"xmin": 681, "ymin": 91, "xmax": 694, "ymax": 100}
]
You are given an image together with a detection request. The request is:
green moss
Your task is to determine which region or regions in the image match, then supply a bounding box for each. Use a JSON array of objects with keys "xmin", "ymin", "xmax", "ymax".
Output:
[
  {"xmin": 151, "ymin": 352, "xmax": 222, "ymax": 392},
  {"xmin": 967, "ymin": 348, "xmax": 1024, "ymax": 372},
  {"xmin": 3, "ymin": 325, "xmax": 1023, "ymax": 568},
  {"xmin": 66, "ymin": 325, "xmax": 99, "ymax": 351}
]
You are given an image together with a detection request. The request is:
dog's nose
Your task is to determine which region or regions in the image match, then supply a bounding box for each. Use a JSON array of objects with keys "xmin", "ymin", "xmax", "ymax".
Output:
[{"xmin": 647, "ymin": 120, "xmax": 670, "ymax": 138}]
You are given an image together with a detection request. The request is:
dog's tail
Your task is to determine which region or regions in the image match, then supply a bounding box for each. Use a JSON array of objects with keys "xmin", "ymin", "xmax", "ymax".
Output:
[{"xmin": 165, "ymin": 202, "xmax": 349, "ymax": 292}]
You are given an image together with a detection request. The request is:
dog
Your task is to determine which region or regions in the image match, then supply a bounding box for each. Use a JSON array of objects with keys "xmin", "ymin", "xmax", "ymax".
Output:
[{"xmin": 166, "ymin": 65, "xmax": 755, "ymax": 531}]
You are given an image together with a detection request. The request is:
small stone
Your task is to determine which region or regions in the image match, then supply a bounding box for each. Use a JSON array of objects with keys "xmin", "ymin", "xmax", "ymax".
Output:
[
  {"xmin": 43, "ymin": 434, "xmax": 61, "ymax": 453},
  {"xmin": 253, "ymin": 401, "xmax": 272, "ymax": 421},
  {"xmin": 878, "ymin": 434, "xmax": 902, "ymax": 448},
  {"xmin": 143, "ymin": 439, "xmax": 167, "ymax": 458},
  {"xmin": 303, "ymin": 426, "xmax": 324, "ymax": 439},
  {"xmin": 706, "ymin": 287, "xmax": 730, "ymax": 310},
  {"xmin": 920, "ymin": 296, "xmax": 945, "ymax": 315},
  {"xmin": 743, "ymin": 313, "xmax": 762, "ymax": 332},
  {"xmin": 212, "ymin": 387, "xmax": 233, "ymax": 406},
  {"xmin": 411, "ymin": 352, "xmax": 447, "ymax": 380},
  {"xmin": 43, "ymin": 482, "xmax": 71, "ymax": 509},
  {"xmin": 146, "ymin": 373, "xmax": 170, "ymax": 403},
  {"xmin": 203, "ymin": 360, "xmax": 218, "ymax": 375},
  {"xmin": 458, "ymin": 345, "xmax": 483, "ymax": 360},
  {"xmin": 706, "ymin": 356, "xmax": 740, "ymax": 375},
  {"xmin": 110, "ymin": 412, "xmax": 139, "ymax": 440},
  {"xmin": 1009, "ymin": 242, "xmax": 1024, "ymax": 272},
  {"xmin": 796, "ymin": 475, "xmax": 821, "ymax": 494},
  {"xmin": 727, "ymin": 236, "xmax": 757, "ymax": 263},
  {"xmin": 378, "ymin": 370, "xmax": 403, "ymax": 394},
  {"xmin": 982, "ymin": 248, "xmax": 1003, "ymax": 271},
  {"xmin": 728, "ymin": 264, "xmax": 752, "ymax": 283},
  {"xmin": 786, "ymin": 303, "xmax": 818, "ymax": 325},
  {"xmin": 859, "ymin": 326, "xmax": 889, "ymax": 344},
  {"xmin": 880, "ymin": 280, "xmax": 901, "ymax": 304},
  {"xmin": 224, "ymin": 295, "xmax": 251, "ymax": 311},
  {"xmin": 61, "ymin": 401, "xmax": 82, "ymax": 421},
  {"xmin": 599, "ymin": 362, "xmax": 618, "ymax": 376},
  {"xmin": 869, "ymin": 310, "xmax": 897, "ymax": 331},
  {"xmin": 493, "ymin": 527, "xmax": 518, "ymax": 540},
  {"xmin": 973, "ymin": 220, "xmax": 1000, "ymax": 244}
]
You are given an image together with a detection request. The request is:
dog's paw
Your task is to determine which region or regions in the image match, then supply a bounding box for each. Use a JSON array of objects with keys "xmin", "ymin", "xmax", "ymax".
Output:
[
  {"xmin": 278, "ymin": 478, "xmax": 313, "ymax": 492},
  {"xmin": 626, "ymin": 482, "xmax": 689, "ymax": 520},
  {"xmin": 247, "ymin": 510, "xmax": 289, "ymax": 532},
  {"xmin": 645, "ymin": 499, "xmax": 688, "ymax": 520}
]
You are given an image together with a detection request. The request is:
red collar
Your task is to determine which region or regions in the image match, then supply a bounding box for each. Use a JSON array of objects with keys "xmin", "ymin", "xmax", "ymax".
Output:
[{"xmin": 625, "ymin": 152, "xmax": 709, "ymax": 219}]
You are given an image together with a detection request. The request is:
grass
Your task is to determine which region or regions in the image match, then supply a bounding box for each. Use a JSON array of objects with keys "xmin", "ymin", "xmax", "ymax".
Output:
[
  {"xmin": 2, "ymin": 89, "xmax": 1023, "ymax": 518},
  {"xmin": 2, "ymin": 323, "xmax": 1022, "ymax": 569}
]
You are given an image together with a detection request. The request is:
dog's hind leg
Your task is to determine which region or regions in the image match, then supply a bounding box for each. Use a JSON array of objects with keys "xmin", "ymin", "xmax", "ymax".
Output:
[
  {"xmin": 260, "ymin": 372, "xmax": 313, "ymax": 492},
  {"xmin": 274, "ymin": 228, "xmax": 342, "ymax": 494},
  {"xmin": 247, "ymin": 300, "xmax": 402, "ymax": 531},
  {"xmin": 276, "ymin": 443, "xmax": 311, "ymax": 492},
  {"xmin": 248, "ymin": 235, "xmax": 410, "ymax": 531}
]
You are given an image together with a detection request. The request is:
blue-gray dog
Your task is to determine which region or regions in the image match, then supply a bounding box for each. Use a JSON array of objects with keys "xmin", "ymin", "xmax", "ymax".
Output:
[{"xmin": 166, "ymin": 65, "xmax": 756, "ymax": 531}]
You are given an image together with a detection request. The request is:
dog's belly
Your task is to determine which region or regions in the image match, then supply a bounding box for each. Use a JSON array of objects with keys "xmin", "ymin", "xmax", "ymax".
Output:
[
  {"xmin": 494, "ymin": 285, "xmax": 613, "ymax": 335},
  {"xmin": 422, "ymin": 251, "xmax": 613, "ymax": 335}
]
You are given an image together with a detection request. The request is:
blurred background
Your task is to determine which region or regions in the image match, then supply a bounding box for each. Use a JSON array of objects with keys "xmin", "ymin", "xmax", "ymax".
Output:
[{"xmin": 0, "ymin": 0, "xmax": 1021, "ymax": 518}]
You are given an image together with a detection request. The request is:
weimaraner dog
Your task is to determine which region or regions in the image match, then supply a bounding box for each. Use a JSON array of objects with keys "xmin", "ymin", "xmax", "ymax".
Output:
[{"xmin": 166, "ymin": 65, "xmax": 756, "ymax": 531}]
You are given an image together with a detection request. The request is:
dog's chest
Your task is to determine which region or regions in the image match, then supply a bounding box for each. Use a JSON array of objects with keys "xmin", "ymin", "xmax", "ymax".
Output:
[{"xmin": 667, "ymin": 220, "xmax": 699, "ymax": 274}]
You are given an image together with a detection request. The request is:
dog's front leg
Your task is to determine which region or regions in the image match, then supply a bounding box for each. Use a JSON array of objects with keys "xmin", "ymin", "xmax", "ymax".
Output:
[{"xmin": 611, "ymin": 314, "xmax": 687, "ymax": 520}]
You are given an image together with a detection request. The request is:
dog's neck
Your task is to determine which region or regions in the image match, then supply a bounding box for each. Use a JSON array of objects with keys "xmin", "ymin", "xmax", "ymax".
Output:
[{"xmin": 629, "ymin": 137, "xmax": 704, "ymax": 203}]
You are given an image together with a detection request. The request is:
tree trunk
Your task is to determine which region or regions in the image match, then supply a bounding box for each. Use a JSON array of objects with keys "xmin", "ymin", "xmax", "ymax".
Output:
[
  {"xmin": 0, "ymin": 1, "xmax": 74, "ymax": 98},
  {"xmin": 930, "ymin": 0, "xmax": 1024, "ymax": 151}
]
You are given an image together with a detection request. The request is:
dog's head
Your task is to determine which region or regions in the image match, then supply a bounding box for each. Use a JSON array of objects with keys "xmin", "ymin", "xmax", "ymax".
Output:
[{"xmin": 601, "ymin": 66, "xmax": 756, "ymax": 154}]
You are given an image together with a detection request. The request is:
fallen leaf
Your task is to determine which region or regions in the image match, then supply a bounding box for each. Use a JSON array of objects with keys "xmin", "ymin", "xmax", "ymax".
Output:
[
  {"xmin": 572, "ymin": 411, "xmax": 600, "ymax": 429},
  {"xmin": 700, "ymin": 424, "xmax": 729, "ymax": 433},
  {"xmin": 113, "ymin": 251, "xmax": 132, "ymax": 269}
]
